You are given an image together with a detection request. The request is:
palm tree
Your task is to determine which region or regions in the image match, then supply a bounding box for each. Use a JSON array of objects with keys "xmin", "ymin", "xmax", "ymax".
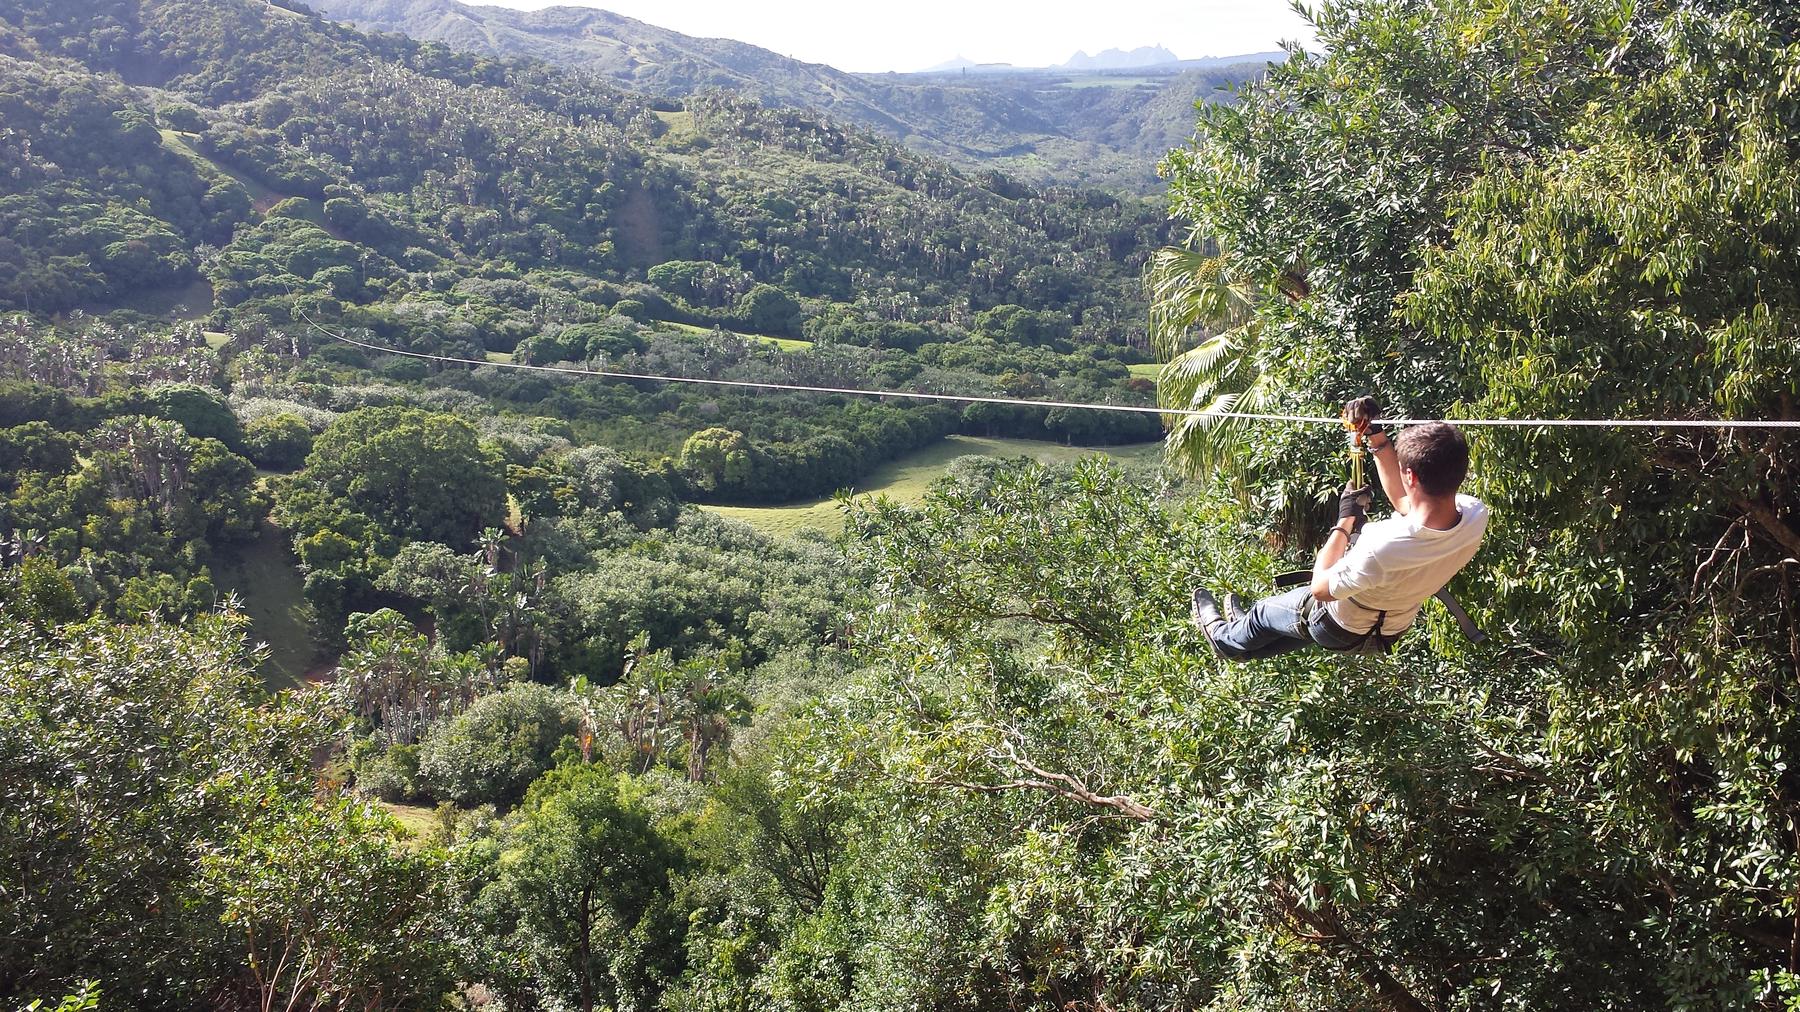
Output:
[
  {"xmin": 1145, "ymin": 242, "xmax": 1305, "ymax": 480},
  {"xmin": 682, "ymin": 670, "xmax": 748, "ymax": 782}
]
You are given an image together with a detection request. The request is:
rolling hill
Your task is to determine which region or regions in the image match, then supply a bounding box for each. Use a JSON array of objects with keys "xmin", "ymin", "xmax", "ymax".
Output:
[{"xmin": 305, "ymin": 0, "xmax": 1282, "ymax": 190}]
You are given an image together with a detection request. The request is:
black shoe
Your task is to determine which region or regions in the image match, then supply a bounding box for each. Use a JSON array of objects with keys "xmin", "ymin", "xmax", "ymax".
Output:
[
  {"xmin": 1225, "ymin": 592, "xmax": 1249, "ymax": 625},
  {"xmin": 1191, "ymin": 588, "xmax": 1227, "ymax": 654}
]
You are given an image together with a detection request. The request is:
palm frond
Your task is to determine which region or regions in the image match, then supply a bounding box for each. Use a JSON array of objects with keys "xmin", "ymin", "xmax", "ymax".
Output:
[
  {"xmin": 1157, "ymin": 328, "xmax": 1244, "ymax": 384},
  {"xmin": 1145, "ymin": 247, "xmax": 1256, "ymax": 362},
  {"xmin": 1145, "ymin": 240, "xmax": 1286, "ymax": 482}
]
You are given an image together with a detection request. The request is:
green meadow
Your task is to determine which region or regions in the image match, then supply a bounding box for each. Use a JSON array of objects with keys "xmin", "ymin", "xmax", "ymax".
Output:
[
  {"xmin": 700, "ymin": 434, "xmax": 1164, "ymax": 538},
  {"xmin": 659, "ymin": 320, "xmax": 814, "ymax": 352},
  {"xmin": 213, "ymin": 521, "xmax": 320, "ymax": 688}
]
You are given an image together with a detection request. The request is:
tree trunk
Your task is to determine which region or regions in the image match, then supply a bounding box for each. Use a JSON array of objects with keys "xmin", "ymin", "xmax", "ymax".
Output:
[{"xmin": 578, "ymin": 885, "xmax": 594, "ymax": 1012}]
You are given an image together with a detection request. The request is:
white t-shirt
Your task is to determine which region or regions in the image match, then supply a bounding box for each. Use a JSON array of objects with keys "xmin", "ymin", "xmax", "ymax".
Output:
[{"xmin": 1325, "ymin": 494, "xmax": 1489, "ymax": 636}]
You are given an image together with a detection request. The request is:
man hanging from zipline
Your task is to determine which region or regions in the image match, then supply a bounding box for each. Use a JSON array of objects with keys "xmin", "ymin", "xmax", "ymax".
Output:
[{"xmin": 1191, "ymin": 397, "xmax": 1489, "ymax": 659}]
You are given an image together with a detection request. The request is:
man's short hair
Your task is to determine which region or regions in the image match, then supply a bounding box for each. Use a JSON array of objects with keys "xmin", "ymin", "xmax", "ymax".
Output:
[{"xmin": 1396, "ymin": 422, "xmax": 1468, "ymax": 497}]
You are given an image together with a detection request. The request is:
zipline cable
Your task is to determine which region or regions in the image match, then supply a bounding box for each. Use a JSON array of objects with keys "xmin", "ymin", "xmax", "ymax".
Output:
[{"xmin": 297, "ymin": 314, "xmax": 1800, "ymax": 431}]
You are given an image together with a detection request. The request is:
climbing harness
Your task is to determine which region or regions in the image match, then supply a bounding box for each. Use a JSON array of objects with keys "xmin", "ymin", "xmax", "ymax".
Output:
[{"xmin": 1269, "ymin": 402, "xmax": 1489, "ymax": 645}]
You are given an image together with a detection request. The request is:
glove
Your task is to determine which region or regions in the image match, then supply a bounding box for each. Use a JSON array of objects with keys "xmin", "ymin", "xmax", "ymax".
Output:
[
  {"xmin": 1338, "ymin": 483, "xmax": 1373, "ymax": 522},
  {"xmin": 1343, "ymin": 395, "xmax": 1383, "ymax": 439}
]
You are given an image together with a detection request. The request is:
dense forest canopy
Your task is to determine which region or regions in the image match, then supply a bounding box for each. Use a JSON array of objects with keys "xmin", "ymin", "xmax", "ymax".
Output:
[
  {"xmin": 0, "ymin": 0, "xmax": 1168, "ymax": 503},
  {"xmin": 6, "ymin": 0, "xmax": 1800, "ymax": 1010}
]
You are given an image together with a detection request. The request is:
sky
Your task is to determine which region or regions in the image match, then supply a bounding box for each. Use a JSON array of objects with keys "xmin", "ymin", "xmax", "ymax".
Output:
[{"xmin": 461, "ymin": 0, "xmax": 1318, "ymax": 73}]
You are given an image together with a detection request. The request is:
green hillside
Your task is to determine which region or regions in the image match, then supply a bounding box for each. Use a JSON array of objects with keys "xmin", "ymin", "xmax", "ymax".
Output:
[
  {"xmin": 0, "ymin": 0, "xmax": 1168, "ymax": 495},
  {"xmin": 8, "ymin": 0, "xmax": 1800, "ymax": 1010},
  {"xmin": 306, "ymin": 0, "xmax": 1276, "ymax": 191}
]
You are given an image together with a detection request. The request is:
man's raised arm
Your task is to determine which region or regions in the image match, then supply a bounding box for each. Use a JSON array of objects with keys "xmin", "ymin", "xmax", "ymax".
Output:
[{"xmin": 1346, "ymin": 396, "xmax": 1408, "ymax": 514}]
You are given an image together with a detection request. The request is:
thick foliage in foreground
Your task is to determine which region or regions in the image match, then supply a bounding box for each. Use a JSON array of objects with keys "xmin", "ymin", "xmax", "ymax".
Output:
[
  {"xmin": 780, "ymin": 451, "xmax": 1798, "ymax": 1010},
  {"xmin": 0, "ymin": 615, "xmax": 330, "ymax": 1003}
]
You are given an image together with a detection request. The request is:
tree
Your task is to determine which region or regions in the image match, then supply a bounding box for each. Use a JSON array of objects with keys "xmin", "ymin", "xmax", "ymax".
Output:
[
  {"xmin": 145, "ymin": 383, "xmax": 244, "ymax": 450},
  {"xmin": 603, "ymin": 644, "xmax": 750, "ymax": 780},
  {"xmin": 679, "ymin": 427, "xmax": 755, "ymax": 495},
  {"xmin": 0, "ymin": 555, "xmax": 84, "ymax": 627},
  {"xmin": 0, "ymin": 611, "xmax": 339, "ymax": 1003},
  {"xmin": 465, "ymin": 765, "xmax": 681, "ymax": 1012},
  {"xmin": 565, "ymin": 320, "xmax": 646, "ymax": 360},
  {"xmin": 334, "ymin": 607, "xmax": 494, "ymax": 746},
  {"xmin": 1144, "ymin": 246, "xmax": 1278, "ymax": 477},
  {"xmin": 242, "ymin": 412, "xmax": 314, "ymax": 470},
  {"xmin": 19, "ymin": 980, "xmax": 99, "ymax": 1012},
  {"xmin": 375, "ymin": 543, "xmax": 490, "ymax": 649},
  {"xmin": 91, "ymin": 416, "xmax": 264, "ymax": 542},
  {"xmin": 1400, "ymin": 7, "xmax": 1800, "ymax": 1004},
  {"xmin": 974, "ymin": 303, "xmax": 1071, "ymax": 346},
  {"xmin": 156, "ymin": 103, "xmax": 205, "ymax": 133},
  {"xmin": 713, "ymin": 731, "xmax": 845, "ymax": 914},
  {"xmin": 416, "ymin": 682, "xmax": 578, "ymax": 807},
  {"xmin": 649, "ymin": 259, "xmax": 749, "ymax": 308},
  {"xmin": 0, "ymin": 421, "xmax": 78, "ymax": 492},
  {"xmin": 1150, "ymin": 0, "xmax": 1623, "ymax": 514},
  {"xmin": 296, "ymin": 407, "xmax": 506, "ymax": 546},
  {"xmin": 737, "ymin": 284, "xmax": 803, "ymax": 337},
  {"xmin": 200, "ymin": 796, "xmax": 455, "ymax": 1012}
]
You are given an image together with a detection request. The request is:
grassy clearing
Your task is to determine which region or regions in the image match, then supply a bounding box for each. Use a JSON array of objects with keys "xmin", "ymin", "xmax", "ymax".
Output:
[
  {"xmin": 660, "ymin": 320, "xmax": 814, "ymax": 352},
  {"xmin": 700, "ymin": 435, "xmax": 1164, "ymax": 538},
  {"xmin": 89, "ymin": 276, "xmax": 216, "ymax": 321},
  {"xmin": 653, "ymin": 108, "xmax": 698, "ymax": 141},
  {"xmin": 486, "ymin": 350, "xmax": 514, "ymax": 364},
  {"xmin": 159, "ymin": 129, "xmax": 282, "ymax": 210},
  {"xmin": 204, "ymin": 331, "xmax": 231, "ymax": 350},
  {"xmin": 1128, "ymin": 362, "xmax": 1163, "ymax": 379},
  {"xmin": 378, "ymin": 802, "xmax": 442, "ymax": 846},
  {"xmin": 214, "ymin": 522, "xmax": 319, "ymax": 689}
]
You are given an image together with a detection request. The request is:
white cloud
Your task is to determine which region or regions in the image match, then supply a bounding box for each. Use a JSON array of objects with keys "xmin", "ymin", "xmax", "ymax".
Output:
[{"xmin": 463, "ymin": 0, "xmax": 1316, "ymax": 73}]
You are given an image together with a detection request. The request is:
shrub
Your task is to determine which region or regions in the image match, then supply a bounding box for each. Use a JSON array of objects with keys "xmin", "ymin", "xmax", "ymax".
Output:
[
  {"xmin": 736, "ymin": 284, "xmax": 803, "ymax": 336},
  {"xmin": 243, "ymin": 413, "xmax": 314, "ymax": 470},
  {"xmin": 355, "ymin": 744, "xmax": 421, "ymax": 803},
  {"xmin": 415, "ymin": 683, "xmax": 578, "ymax": 807},
  {"xmin": 156, "ymin": 104, "xmax": 205, "ymax": 133},
  {"xmin": 145, "ymin": 383, "xmax": 244, "ymax": 449}
]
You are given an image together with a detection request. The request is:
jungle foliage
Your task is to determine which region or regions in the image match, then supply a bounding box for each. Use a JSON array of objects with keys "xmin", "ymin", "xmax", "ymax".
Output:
[
  {"xmin": 0, "ymin": 0, "xmax": 1163, "ymax": 492},
  {"xmin": 7, "ymin": 0, "xmax": 1800, "ymax": 1010}
]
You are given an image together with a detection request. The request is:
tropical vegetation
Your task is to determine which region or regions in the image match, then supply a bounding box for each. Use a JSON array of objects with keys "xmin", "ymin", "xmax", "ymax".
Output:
[{"xmin": 6, "ymin": 0, "xmax": 1800, "ymax": 1010}]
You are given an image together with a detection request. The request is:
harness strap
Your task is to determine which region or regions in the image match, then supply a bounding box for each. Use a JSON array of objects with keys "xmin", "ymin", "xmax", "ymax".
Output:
[
  {"xmin": 1344, "ymin": 595, "xmax": 1395, "ymax": 631},
  {"xmin": 1350, "ymin": 607, "xmax": 1391, "ymax": 653},
  {"xmin": 1336, "ymin": 596, "xmax": 1401, "ymax": 653},
  {"xmin": 1433, "ymin": 588, "xmax": 1488, "ymax": 644}
]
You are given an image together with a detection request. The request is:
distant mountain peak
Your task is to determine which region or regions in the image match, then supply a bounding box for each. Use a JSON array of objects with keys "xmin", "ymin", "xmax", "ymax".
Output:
[
  {"xmin": 1061, "ymin": 45, "xmax": 1180, "ymax": 71},
  {"xmin": 921, "ymin": 55, "xmax": 1017, "ymax": 73},
  {"xmin": 924, "ymin": 55, "xmax": 977, "ymax": 72}
]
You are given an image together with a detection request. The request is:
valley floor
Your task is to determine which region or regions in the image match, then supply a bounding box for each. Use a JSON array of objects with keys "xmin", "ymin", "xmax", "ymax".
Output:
[{"xmin": 699, "ymin": 434, "xmax": 1163, "ymax": 537}]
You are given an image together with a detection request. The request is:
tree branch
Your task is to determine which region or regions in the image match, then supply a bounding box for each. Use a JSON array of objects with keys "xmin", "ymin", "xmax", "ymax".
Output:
[
  {"xmin": 909, "ymin": 736, "xmax": 1156, "ymax": 821},
  {"xmin": 1737, "ymin": 499, "xmax": 1800, "ymax": 558},
  {"xmin": 1271, "ymin": 880, "xmax": 1432, "ymax": 1012},
  {"xmin": 1694, "ymin": 516, "xmax": 1749, "ymax": 592}
]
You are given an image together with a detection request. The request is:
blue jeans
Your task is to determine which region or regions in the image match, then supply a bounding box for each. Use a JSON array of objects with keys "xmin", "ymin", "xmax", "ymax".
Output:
[{"xmin": 1210, "ymin": 586, "xmax": 1369, "ymax": 661}]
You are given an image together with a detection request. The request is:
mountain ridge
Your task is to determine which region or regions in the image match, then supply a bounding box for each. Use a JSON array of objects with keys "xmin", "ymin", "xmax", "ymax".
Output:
[
  {"xmin": 304, "ymin": 0, "xmax": 1282, "ymax": 191},
  {"xmin": 1062, "ymin": 45, "xmax": 1180, "ymax": 70}
]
